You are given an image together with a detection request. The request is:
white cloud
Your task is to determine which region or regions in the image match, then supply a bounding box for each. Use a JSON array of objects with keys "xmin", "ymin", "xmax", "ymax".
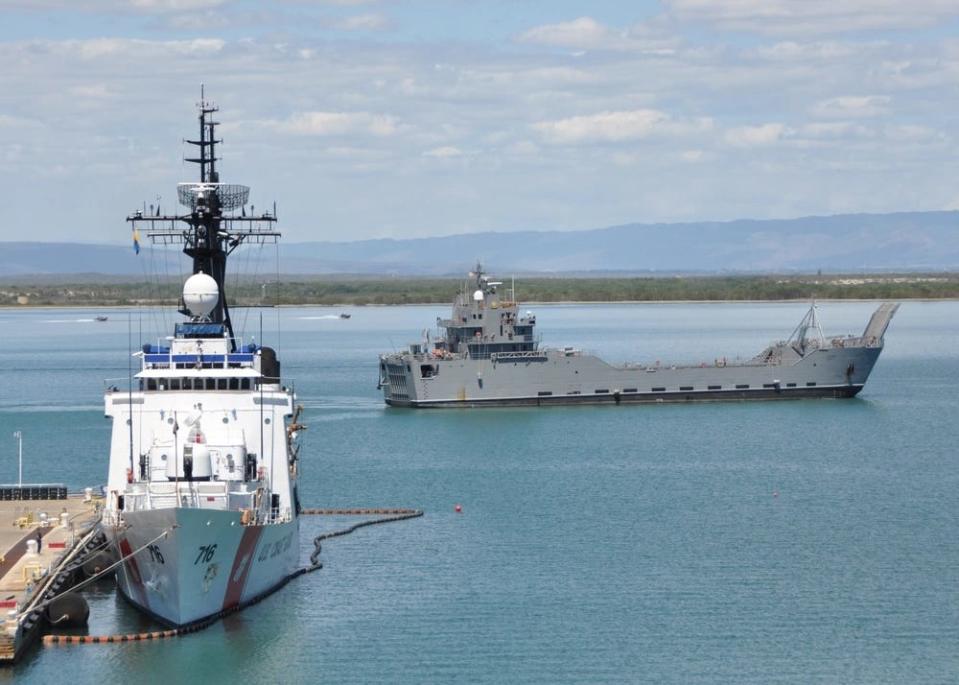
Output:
[
  {"xmin": 518, "ymin": 17, "xmax": 614, "ymax": 49},
  {"xmin": 517, "ymin": 16, "xmax": 679, "ymax": 53},
  {"xmin": 724, "ymin": 123, "xmax": 789, "ymax": 147},
  {"xmin": 423, "ymin": 146, "xmax": 463, "ymax": 158},
  {"xmin": 326, "ymin": 12, "xmax": 390, "ymax": 31},
  {"xmin": 800, "ymin": 122, "xmax": 872, "ymax": 139},
  {"xmin": 811, "ymin": 95, "xmax": 891, "ymax": 118},
  {"xmin": 2, "ymin": 0, "xmax": 227, "ymax": 12},
  {"xmin": 271, "ymin": 111, "xmax": 399, "ymax": 137},
  {"xmin": 130, "ymin": 0, "xmax": 226, "ymax": 10},
  {"xmin": 665, "ymin": 0, "xmax": 959, "ymax": 35},
  {"xmin": 534, "ymin": 109, "xmax": 713, "ymax": 144},
  {"xmin": 55, "ymin": 37, "xmax": 226, "ymax": 59}
]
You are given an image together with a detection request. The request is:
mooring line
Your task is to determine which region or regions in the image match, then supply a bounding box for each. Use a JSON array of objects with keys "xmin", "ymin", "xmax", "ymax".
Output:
[{"xmin": 43, "ymin": 508, "xmax": 423, "ymax": 647}]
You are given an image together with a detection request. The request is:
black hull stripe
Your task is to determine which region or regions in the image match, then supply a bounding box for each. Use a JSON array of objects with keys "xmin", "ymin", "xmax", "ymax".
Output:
[{"xmin": 386, "ymin": 385, "xmax": 863, "ymax": 408}]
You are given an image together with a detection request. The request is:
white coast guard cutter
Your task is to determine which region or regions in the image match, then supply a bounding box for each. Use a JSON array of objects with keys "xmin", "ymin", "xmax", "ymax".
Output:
[{"xmin": 102, "ymin": 95, "xmax": 303, "ymax": 627}]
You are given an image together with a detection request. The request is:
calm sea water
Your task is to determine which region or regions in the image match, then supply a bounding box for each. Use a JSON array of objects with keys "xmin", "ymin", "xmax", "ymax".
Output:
[{"xmin": 1, "ymin": 301, "xmax": 957, "ymax": 683}]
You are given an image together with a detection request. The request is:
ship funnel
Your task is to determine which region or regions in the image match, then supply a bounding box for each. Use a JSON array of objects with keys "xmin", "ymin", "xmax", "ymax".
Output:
[{"xmin": 183, "ymin": 272, "xmax": 219, "ymax": 318}]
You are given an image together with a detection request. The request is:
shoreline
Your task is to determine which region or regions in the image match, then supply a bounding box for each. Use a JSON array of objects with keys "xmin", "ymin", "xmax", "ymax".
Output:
[{"xmin": 2, "ymin": 296, "xmax": 958, "ymax": 310}]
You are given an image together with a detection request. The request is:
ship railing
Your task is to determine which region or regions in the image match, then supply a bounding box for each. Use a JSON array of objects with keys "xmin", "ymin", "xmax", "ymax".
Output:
[
  {"xmin": 118, "ymin": 481, "xmax": 243, "ymax": 512},
  {"xmin": 103, "ymin": 377, "xmax": 132, "ymax": 393}
]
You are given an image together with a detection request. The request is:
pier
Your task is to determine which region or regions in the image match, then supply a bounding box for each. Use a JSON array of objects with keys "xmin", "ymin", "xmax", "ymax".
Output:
[{"xmin": 0, "ymin": 489, "xmax": 100, "ymax": 662}]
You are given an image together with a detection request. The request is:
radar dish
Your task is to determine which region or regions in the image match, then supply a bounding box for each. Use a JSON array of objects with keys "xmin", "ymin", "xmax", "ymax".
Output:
[
  {"xmin": 177, "ymin": 183, "xmax": 250, "ymax": 211},
  {"xmin": 473, "ymin": 289, "xmax": 485, "ymax": 302}
]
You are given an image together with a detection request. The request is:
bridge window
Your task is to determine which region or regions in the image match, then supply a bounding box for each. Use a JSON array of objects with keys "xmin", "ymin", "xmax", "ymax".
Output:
[
  {"xmin": 786, "ymin": 383, "xmax": 797, "ymax": 388},
  {"xmin": 206, "ymin": 378, "xmax": 216, "ymax": 390},
  {"xmin": 595, "ymin": 389, "xmax": 609, "ymax": 394},
  {"xmin": 229, "ymin": 378, "xmax": 240, "ymax": 390},
  {"xmin": 652, "ymin": 387, "xmax": 666, "ymax": 392},
  {"xmin": 736, "ymin": 384, "xmax": 749, "ymax": 389},
  {"xmin": 538, "ymin": 391, "xmax": 552, "ymax": 396},
  {"xmin": 806, "ymin": 382, "xmax": 817, "ymax": 387},
  {"xmin": 623, "ymin": 388, "xmax": 638, "ymax": 393},
  {"xmin": 708, "ymin": 385, "xmax": 721, "ymax": 390},
  {"xmin": 170, "ymin": 378, "xmax": 181, "ymax": 391},
  {"xmin": 680, "ymin": 386, "xmax": 693, "ymax": 391},
  {"xmin": 147, "ymin": 379, "xmax": 157, "ymax": 391}
]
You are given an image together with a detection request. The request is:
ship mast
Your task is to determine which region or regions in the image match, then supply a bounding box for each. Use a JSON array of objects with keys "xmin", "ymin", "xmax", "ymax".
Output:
[{"xmin": 126, "ymin": 88, "xmax": 279, "ymax": 351}]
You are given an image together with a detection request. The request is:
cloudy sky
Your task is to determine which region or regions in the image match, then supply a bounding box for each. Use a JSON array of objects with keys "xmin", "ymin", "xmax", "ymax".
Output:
[{"xmin": 2, "ymin": 0, "xmax": 959, "ymax": 244}]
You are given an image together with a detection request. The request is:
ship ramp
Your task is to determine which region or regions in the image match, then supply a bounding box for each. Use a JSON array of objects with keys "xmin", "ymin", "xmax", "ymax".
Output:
[{"xmin": 860, "ymin": 302, "xmax": 899, "ymax": 345}]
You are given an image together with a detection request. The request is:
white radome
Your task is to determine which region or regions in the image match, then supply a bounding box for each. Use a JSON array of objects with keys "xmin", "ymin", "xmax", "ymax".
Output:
[{"xmin": 183, "ymin": 272, "xmax": 219, "ymax": 318}]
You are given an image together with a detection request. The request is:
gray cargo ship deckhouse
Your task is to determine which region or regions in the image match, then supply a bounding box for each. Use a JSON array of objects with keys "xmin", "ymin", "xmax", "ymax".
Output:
[{"xmin": 378, "ymin": 266, "xmax": 898, "ymax": 408}]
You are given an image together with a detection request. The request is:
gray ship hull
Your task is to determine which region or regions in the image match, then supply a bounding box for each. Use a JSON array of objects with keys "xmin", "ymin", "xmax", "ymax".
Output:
[
  {"xmin": 382, "ymin": 344, "xmax": 881, "ymax": 408},
  {"xmin": 378, "ymin": 266, "xmax": 897, "ymax": 410}
]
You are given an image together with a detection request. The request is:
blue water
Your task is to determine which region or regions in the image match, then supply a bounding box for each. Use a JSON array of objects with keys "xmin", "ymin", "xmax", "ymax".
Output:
[{"xmin": 1, "ymin": 302, "xmax": 957, "ymax": 683}]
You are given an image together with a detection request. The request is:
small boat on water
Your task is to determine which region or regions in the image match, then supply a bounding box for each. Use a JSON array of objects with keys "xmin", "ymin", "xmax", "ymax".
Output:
[
  {"xmin": 95, "ymin": 315, "xmax": 108, "ymax": 322},
  {"xmin": 339, "ymin": 313, "xmax": 351, "ymax": 319},
  {"xmin": 101, "ymin": 93, "xmax": 304, "ymax": 627},
  {"xmin": 379, "ymin": 264, "xmax": 899, "ymax": 408}
]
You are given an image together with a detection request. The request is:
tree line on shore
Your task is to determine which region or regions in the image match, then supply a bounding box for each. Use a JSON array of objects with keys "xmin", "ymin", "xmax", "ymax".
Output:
[{"xmin": 2, "ymin": 274, "xmax": 957, "ymax": 307}]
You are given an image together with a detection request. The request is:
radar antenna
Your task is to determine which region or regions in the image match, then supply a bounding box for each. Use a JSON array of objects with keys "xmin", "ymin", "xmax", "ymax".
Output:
[{"xmin": 126, "ymin": 89, "xmax": 280, "ymax": 351}]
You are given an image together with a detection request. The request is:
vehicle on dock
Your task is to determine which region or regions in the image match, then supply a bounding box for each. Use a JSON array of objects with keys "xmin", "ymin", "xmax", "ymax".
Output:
[
  {"xmin": 378, "ymin": 265, "xmax": 898, "ymax": 408},
  {"xmin": 102, "ymin": 94, "xmax": 303, "ymax": 627}
]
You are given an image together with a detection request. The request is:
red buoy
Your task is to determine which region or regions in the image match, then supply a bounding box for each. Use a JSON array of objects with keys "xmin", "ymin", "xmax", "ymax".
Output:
[{"xmin": 454, "ymin": 504, "xmax": 462, "ymax": 513}]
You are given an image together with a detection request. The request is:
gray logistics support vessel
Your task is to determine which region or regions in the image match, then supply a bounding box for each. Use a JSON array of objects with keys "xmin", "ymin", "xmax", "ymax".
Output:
[{"xmin": 378, "ymin": 266, "xmax": 898, "ymax": 408}]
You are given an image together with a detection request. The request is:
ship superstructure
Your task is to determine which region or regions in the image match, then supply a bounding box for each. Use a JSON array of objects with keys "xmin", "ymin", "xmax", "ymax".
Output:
[
  {"xmin": 379, "ymin": 265, "xmax": 898, "ymax": 408},
  {"xmin": 102, "ymin": 94, "xmax": 302, "ymax": 626}
]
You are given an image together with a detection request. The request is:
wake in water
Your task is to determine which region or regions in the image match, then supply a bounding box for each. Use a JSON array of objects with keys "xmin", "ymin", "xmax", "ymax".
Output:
[
  {"xmin": 297, "ymin": 315, "xmax": 346, "ymax": 320},
  {"xmin": 43, "ymin": 318, "xmax": 101, "ymax": 323}
]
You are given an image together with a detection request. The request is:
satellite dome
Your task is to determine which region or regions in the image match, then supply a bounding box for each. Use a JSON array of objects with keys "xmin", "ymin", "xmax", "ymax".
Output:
[
  {"xmin": 183, "ymin": 272, "xmax": 219, "ymax": 318},
  {"xmin": 473, "ymin": 289, "xmax": 485, "ymax": 302}
]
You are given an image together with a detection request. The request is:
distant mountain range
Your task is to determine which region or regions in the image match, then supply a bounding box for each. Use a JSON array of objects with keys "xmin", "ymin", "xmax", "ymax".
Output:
[{"xmin": 2, "ymin": 211, "xmax": 957, "ymax": 278}]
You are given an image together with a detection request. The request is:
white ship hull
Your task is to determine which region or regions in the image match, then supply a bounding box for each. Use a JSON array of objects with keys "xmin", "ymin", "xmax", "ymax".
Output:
[{"xmin": 106, "ymin": 508, "xmax": 299, "ymax": 627}]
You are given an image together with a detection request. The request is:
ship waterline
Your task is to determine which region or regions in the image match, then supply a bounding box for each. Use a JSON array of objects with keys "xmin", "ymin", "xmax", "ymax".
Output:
[{"xmin": 379, "ymin": 266, "xmax": 897, "ymax": 408}]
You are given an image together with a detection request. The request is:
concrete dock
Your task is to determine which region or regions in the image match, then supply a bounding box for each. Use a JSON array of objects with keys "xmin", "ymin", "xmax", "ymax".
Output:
[{"xmin": 0, "ymin": 495, "xmax": 101, "ymax": 662}]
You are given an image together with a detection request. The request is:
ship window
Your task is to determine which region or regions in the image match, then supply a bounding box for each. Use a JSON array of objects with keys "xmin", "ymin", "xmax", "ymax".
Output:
[
  {"xmin": 680, "ymin": 386, "xmax": 694, "ymax": 391},
  {"xmin": 147, "ymin": 379, "xmax": 157, "ymax": 391},
  {"xmin": 786, "ymin": 383, "xmax": 797, "ymax": 388},
  {"xmin": 652, "ymin": 387, "xmax": 666, "ymax": 392},
  {"xmin": 170, "ymin": 378, "xmax": 181, "ymax": 391},
  {"xmin": 206, "ymin": 378, "xmax": 216, "ymax": 390},
  {"xmin": 736, "ymin": 384, "xmax": 749, "ymax": 389},
  {"xmin": 538, "ymin": 391, "xmax": 552, "ymax": 396},
  {"xmin": 569, "ymin": 390, "xmax": 581, "ymax": 395},
  {"xmin": 420, "ymin": 364, "xmax": 436, "ymax": 379},
  {"xmin": 241, "ymin": 379, "xmax": 251, "ymax": 390},
  {"xmin": 183, "ymin": 378, "xmax": 193, "ymax": 390},
  {"xmin": 595, "ymin": 389, "xmax": 609, "ymax": 394},
  {"xmin": 623, "ymin": 388, "xmax": 637, "ymax": 393},
  {"xmin": 229, "ymin": 378, "xmax": 239, "ymax": 390},
  {"xmin": 763, "ymin": 383, "xmax": 777, "ymax": 388},
  {"xmin": 806, "ymin": 382, "xmax": 817, "ymax": 387},
  {"xmin": 217, "ymin": 379, "xmax": 228, "ymax": 390},
  {"xmin": 708, "ymin": 385, "xmax": 721, "ymax": 390}
]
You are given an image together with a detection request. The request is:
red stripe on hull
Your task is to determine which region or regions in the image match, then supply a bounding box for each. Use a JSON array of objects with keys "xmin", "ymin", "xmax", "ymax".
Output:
[
  {"xmin": 118, "ymin": 537, "xmax": 150, "ymax": 609},
  {"xmin": 222, "ymin": 526, "xmax": 263, "ymax": 609}
]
